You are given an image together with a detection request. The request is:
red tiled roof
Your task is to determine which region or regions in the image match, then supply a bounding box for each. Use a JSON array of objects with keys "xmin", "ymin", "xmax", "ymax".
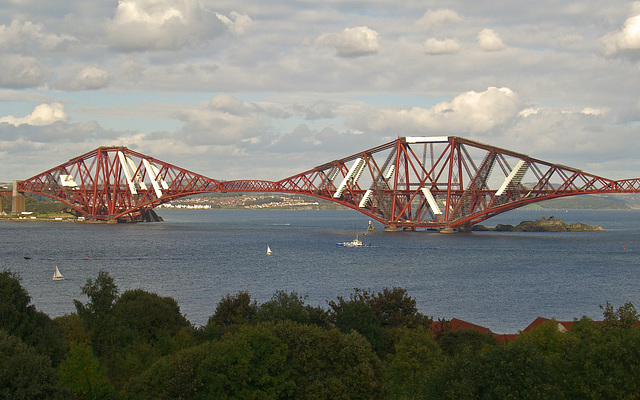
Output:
[
  {"xmin": 431, "ymin": 316, "xmax": 615, "ymax": 344},
  {"xmin": 430, "ymin": 318, "xmax": 493, "ymax": 335}
]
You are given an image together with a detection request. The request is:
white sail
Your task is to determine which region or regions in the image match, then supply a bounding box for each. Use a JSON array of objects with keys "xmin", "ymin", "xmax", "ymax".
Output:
[
  {"xmin": 267, "ymin": 245, "xmax": 272, "ymax": 255},
  {"xmin": 52, "ymin": 266, "xmax": 64, "ymax": 281}
]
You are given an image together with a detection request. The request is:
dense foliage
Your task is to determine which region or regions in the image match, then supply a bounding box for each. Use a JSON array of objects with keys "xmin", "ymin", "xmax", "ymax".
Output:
[
  {"xmin": 0, "ymin": 194, "xmax": 69, "ymax": 216},
  {"xmin": 1, "ymin": 268, "xmax": 640, "ymax": 399}
]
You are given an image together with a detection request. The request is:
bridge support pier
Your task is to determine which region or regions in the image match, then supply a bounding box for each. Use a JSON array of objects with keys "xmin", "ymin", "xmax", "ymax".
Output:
[
  {"xmin": 384, "ymin": 225, "xmax": 398, "ymax": 232},
  {"xmin": 11, "ymin": 180, "xmax": 25, "ymax": 216},
  {"xmin": 439, "ymin": 225, "xmax": 473, "ymax": 234}
]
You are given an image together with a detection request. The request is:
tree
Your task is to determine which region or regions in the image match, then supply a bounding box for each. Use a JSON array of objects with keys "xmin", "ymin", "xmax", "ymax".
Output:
[
  {"xmin": 74, "ymin": 270, "xmax": 119, "ymax": 357},
  {"xmin": 197, "ymin": 323, "xmax": 294, "ymax": 399},
  {"xmin": 112, "ymin": 289, "xmax": 190, "ymax": 344},
  {"xmin": 437, "ymin": 328, "xmax": 496, "ymax": 357},
  {"xmin": 0, "ymin": 270, "xmax": 66, "ymax": 365},
  {"xmin": 471, "ymin": 340, "xmax": 561, "ymax": 399},
  {"xmin": 58, "ymin": 342, "xmax": 119, "ymax": 400},
  {"xmin": 208, "ymin": 291, "xmax": 258, "ymax": 327},
  {"xmin": 329, "ymin": 287, "xmax": 431, "ymax": 357},
  {"xmin": 0, "ymin": 270, "xmax": 33, "ymax": 339},
  {"xmin": 329, "ymin": 287, "xmax": 431, "ymax": 329},
  {"xmin": 55, "ymin": 313, "xmax": 91, "ymax": 346},
  {"xmin": 123, "ymin": 343, "xmax": 210, "ymax": 400},
  {"xmin": 368, "ymin": 287, "xmax": 431, "ymax": 328},
  {"xmin": 562, "ymin": 316, "xmax": 640, "ymax": 399},
  {"xmin": 256, "ymin": 290, "xmax": 329, "ymax": 326},
  {"xmin": 334, "ymin": 300, "xmax": 384, "ymax": 354},
  {"xmin": 257, "ymin": 290, "xmax": 310, "ymax": 324},
  {"xmin": 273, "ymin": 320, "xmax": 388, "ymax": 399},
  {"xmin": 386, "ymin": 326, "xmax": 442, "ymax": 399},
  {"xmin": 0, "ymin": 330, "xmax": 69, "ymax": 399},
  {"xmin": 601, "ymin": 301, "xmax": 639, "ymax": 329}
]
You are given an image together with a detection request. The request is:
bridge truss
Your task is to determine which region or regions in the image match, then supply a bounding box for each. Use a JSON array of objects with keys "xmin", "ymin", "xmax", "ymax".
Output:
[
  {"xmin": 16, "ymin": 137, "xmax": 640, "ymax": 229},
  {"xmin": 17, "ymin": 147, "xmax": 220, "ymax": 222}
]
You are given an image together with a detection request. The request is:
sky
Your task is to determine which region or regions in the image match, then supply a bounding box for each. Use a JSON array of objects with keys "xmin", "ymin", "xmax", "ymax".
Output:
[{"xmin": 2, "ymin": 0, "xmax": 640, "ymax": 183}]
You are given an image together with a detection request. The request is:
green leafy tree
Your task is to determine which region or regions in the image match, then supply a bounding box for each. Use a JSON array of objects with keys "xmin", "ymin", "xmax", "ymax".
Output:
[
  {"xmin": 257, "ymin": 290, "xmax": 310, "ymax": 324},
  {"xmin": 516, "ymin": 319, "xmax": 568, "ymax": 368},
  {"xmin": 113, "ymin": 289, "xmax": 191, "ymax": 344},
  {"xmin": 472, "ymin": 340, "xmax": 561, "ymax": 399},
  {"xmin": 0, "ymin": 270, "xmax": 33, "ymax": 338},
  {"xmin": 386, "ymin": 326, "xmax": 442, "ymax": 399},
  {"xmin": 55, "ymin": 313, "xmax": 91, "ymax": 346},
  {"xmin": 123, "ymin": 342, "xmax": 210, "ymax": 400},
  {"xmin": 74, "ymin": 270, "xmax": 119, "ymax": 357},
  {"xmin": 601, "ymin": 301, "xmax": 639, "ymax": 329},
  {"xmin": 329, "ymin": 287, "xmax": 431, "ymax": 357},
  {"xmin": 563, "ymin": 316, "xmax": 640, "ymax": 399},
  {"xmin": 58, "ymin": 342, "xmax": 119, "ymax": 400},
  {"xmin": 0, "ymin": 270, "xmax": 66, "ymax": 365},
  {"xmin": 334, "ymin": 300, "xmax": 384, "ymax": 354},
  {"xmin": 0, "ymin": 330, "xmax": 69, "ymax": 399},
  {"xmin": 273, "ymin": 320, "xmax": 388, "ymax": 399},
  {"xmin": 208, "ymin": 291, "xmax": 258, "ymax": 327},
  {"xmin": 437, "ymin": 328, "xmax": 496, "ymax": 357},
  {"xmin": 368, "ymin": 287, "xmax": 431, "ymax": 328},
  {"xmin": 427, "ymin": 330, "xmax": 562, "ymax": 399},
  {"xmin": 256, "ymin": 290, "xmax": 329, "ymax": 326},
  {"xmin": 329, "ymin": 287, "xmax": 430, "ymax": 329},
  {"xmin": 106, "ymin": 289, "xmax": 195, "ymax": 389},
  {"xmin": 198, "ymin": 323, "xmax": 294, "ymax": 399}
]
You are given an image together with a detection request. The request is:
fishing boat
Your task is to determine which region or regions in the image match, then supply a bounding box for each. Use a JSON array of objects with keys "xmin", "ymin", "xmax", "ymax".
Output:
[
  {"xmin": 266, "ymin": 245, "xmax": 272, "ymax": 255},
  {"xmin": 52, "ymin": 266, "xmax": 64, "ymax": 281},
  {"xmin": 336, "ymin": 235, "xmax": 371, "ymax": 248}
]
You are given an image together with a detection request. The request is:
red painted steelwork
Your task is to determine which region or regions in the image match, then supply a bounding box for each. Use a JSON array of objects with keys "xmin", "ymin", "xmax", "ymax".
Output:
[
  {"xmin": 15, "ymin": 138, "xmax": 640, "ymax": 228},
  {"xmin": 18, "ymin": 146, "xmax": 220, "ymax": 221}
]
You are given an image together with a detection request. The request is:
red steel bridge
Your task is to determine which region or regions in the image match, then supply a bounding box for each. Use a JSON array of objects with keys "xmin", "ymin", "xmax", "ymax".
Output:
[{"xmin": 12, "ymin": 136, "xmax": 640, "ymax": 231}]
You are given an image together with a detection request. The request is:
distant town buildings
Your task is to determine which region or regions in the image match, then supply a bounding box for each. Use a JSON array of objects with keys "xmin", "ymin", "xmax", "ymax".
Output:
[{"xmin": 157, "ymin": 194, "xmax": 323, "ymax": 210}]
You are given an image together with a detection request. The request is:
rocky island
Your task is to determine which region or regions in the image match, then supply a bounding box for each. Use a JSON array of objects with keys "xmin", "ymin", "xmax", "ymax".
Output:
[{"xmin": 473, "ymin": 216, "xmax": 605, "ymax": 232}]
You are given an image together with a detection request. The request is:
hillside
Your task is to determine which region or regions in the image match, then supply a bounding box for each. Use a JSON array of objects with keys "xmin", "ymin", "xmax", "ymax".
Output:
[{"xmin": 531, "ymin": 194, "xmax": 637, "ymax": 210}]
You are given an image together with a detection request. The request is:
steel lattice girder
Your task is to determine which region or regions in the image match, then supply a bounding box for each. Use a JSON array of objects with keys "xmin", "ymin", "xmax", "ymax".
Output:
[
  {"xmin": 18, "ymin": 146, "xmax": 221, "ymax": 221},
  {"xmin": 221, "ymin": 136, "xmax": 629, "ymax": 229},
  {"xmin": 15, "ymin": 137, "xmax": 640, "ymax": 226}
]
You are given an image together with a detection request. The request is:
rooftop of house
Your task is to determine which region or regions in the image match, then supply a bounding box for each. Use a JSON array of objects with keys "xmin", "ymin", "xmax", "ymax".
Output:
[{"xmin": 431, "ymin": 316, "xmax": 634, "ymax": 343}]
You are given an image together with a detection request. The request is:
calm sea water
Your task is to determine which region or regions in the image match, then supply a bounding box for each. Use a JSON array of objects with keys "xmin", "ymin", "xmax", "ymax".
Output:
[{"xmin": 2, "ymin": 208, "xmax": 639, "ymax": 334}]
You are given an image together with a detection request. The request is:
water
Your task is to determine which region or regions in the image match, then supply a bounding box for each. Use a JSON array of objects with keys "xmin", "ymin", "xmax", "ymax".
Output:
[{"xmin": 2, "ymin": 208, "xmax": 639, "ymax": 334}]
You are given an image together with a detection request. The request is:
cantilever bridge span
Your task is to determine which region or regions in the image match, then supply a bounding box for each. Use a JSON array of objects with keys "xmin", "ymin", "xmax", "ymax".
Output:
[{"xmin": 15, "ymin": 136, "xmax": 640, "ymax": 231}]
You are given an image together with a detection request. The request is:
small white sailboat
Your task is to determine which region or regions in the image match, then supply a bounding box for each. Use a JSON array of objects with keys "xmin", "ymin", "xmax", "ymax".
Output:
[
  {"xmin": 52, "ymin": 266, "xmax": 64, "ymax": 281},
  {"xmin": 266, "ymin": 245, "xmax": 272, "ymax": 255}
]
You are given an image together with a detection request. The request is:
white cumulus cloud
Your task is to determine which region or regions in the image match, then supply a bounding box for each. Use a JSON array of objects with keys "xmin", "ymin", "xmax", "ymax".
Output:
[
  {"xmin": 600, "ymin": 14, "xmax": 640, "ymax": 57},
  {"xmin": 424, "ymin": 38, "xmax": 460, "ymax": 54},
  {"xmin": 215, "ymin": 11, "xmax": 253, "ymax": 35},
  {"xmin": 107, "ymin": 0, "xmax": 226, "ymax": 51},
  {"xmin": 416, "ymin": 8, "xmax": 463, "ymax": 29},
  {"xmin": 0, "ymin": 19, "xmax": 75, "ymax": 51},
  {"xmin": 477, "ymin": 28, "xmax": 505, "ymax": 51},
  {"xmin": 316, "ymin": 26, "xmax": 380, "ymax": 57},
  {"xmin": 361, "ymin": 87, "xmax": 523, "ymax": 134},
  {"xmin": 55, "ymin": 66, "xmax": 111, "ymax": 91},
  {"xmin": 176, "ymin": 93, "xmax": 265, "ymax": 145},
  {"xmin": 0, "ymin": 103, "xmax": 68, "ymax": 126},
  {"xmin": 0, "ymin": 54, "xmax": 49, "ymax": 88}
]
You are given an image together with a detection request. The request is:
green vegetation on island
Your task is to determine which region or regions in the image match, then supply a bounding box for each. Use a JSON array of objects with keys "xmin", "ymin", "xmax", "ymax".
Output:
[
  {"xmin": 474, "ymin": 216, "xmax": 605, "ymax": 232},
  {"xmin": 2, "ymin": 269, "xmax": 640, "ymax": 399}
]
